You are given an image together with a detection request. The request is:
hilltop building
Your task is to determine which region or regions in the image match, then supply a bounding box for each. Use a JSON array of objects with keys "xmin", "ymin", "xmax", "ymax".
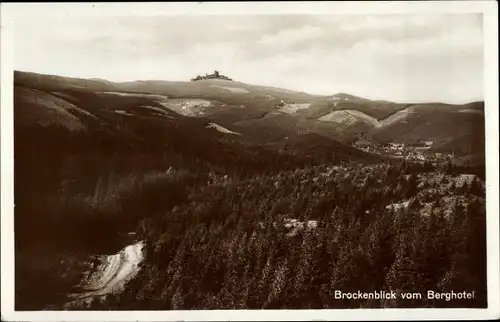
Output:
[{"xmin": 191, "ymin": 70, "xmax": 233, "ymax": 81}]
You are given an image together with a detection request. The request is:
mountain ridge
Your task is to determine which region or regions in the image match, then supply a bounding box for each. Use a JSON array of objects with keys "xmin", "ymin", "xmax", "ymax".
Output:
[
  {"xmin": 14, "ymin": 70, "xmax": 484, "ymax": 160},
  {"xmin": 14, "ymin": 70, "xmax": 483, "ymax": 106}
]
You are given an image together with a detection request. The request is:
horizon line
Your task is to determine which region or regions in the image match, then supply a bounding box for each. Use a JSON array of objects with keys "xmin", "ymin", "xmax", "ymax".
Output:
[{"xmin": 13, "ymin": 69, "xmax": 485, "ymax": 105}]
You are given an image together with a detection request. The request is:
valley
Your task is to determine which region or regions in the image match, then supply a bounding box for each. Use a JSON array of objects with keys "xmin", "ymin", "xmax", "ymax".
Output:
[{"xmin": 13, "ymin": 70, "xmax": 486, "ymax": 310}]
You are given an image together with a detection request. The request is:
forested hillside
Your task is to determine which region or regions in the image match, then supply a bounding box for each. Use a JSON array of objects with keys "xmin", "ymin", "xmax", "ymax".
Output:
[
  {"xmin": 70, "ymin": 162, "xmax": 486, "ymax": 310},
  {"xmin": 13, "ymin": 71, "xmax": 487, "ymax": 311}
]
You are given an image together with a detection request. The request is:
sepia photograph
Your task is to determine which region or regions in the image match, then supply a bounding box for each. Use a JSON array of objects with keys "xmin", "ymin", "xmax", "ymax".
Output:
[{"xmin": 1, "ymin": 2, "xmax": 499, "ymax": 321}]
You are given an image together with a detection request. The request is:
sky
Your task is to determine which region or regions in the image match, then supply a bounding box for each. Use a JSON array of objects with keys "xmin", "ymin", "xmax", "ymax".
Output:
[{"xmin": 13, "ymin": 13, "xmax": 484, "ymax": 103}]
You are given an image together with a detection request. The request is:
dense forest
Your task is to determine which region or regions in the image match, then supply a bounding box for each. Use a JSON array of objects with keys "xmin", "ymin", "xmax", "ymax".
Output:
[
  {"xmin": 82, "ymin": 163, "xmax": 486, "ymax": 309},
  {"xmin": 15, "ymin": 120, "xmax": 487, "ymax": 310}
]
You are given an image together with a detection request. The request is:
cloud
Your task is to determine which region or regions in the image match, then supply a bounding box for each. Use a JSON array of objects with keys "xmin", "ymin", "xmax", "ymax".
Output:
[
  {"xmin": 256, "ymin": 25, "xmax": 324, "ymax": 47},
  {"xmin": 13, "ymin": 14, "xmax": 483, "ymax": 103}
]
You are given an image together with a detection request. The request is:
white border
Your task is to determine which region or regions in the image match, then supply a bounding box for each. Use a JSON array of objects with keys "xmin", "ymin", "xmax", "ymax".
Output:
[{"xmin": 1, "ymin": 1, "xmax": 498, "ymax": 321}]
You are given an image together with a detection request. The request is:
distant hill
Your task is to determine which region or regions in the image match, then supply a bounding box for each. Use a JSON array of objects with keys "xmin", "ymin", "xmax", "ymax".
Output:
[
  {"xmin": 14, "ymin": 70, "xmax": 384, "ymax": 168},
  {"xmin": 14, "ymin": 70, "xmax": 484, "ymax": 162},
  {"xmin": 370, "ymin": 103, "xmax": 484, "ymax": 154}
]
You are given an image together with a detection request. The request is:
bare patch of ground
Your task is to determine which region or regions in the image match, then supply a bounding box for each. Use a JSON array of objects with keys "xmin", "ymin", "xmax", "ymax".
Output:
[
  {"xmin": 206, "ymin": 123, "xmax": 241, "ymax": 135},
  {"xmin": 209, "ymin": 85, "xmax": 250, "ymax": 93},
  {"xmin": 65, "ymin": 241, "xmax": 145, "ymax": 308}
]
